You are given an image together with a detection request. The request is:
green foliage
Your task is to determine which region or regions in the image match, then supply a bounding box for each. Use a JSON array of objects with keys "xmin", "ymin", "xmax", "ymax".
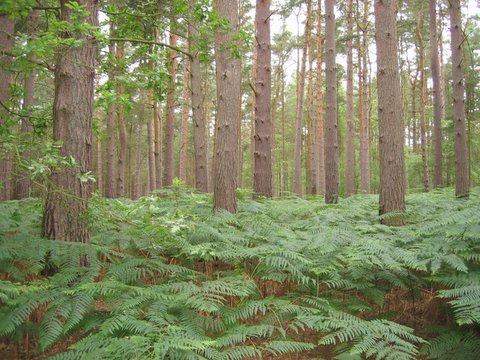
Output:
[{"xmin": 1, "ymin": 188, "xmax": 480, "ymax": 359}]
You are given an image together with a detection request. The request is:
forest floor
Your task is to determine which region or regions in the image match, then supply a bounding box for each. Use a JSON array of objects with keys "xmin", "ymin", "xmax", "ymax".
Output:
[{"xmin": 0, "ymin": 187, "xmax": 479, "ymax": 359}]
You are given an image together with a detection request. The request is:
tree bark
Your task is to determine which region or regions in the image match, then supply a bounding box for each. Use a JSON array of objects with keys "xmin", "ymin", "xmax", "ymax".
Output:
[
  {"xmin": 324, "ymin": 0, "xmax": 339, "ymax": 204},
  {"xmin": 375, "ymin": 0, "xmax": 406, "ymax": 225},
  {"xmin": 105, "ymin": 26, "xmax": 117, "ymax": 198},
  {"xmin": 132, "ymin": 121, "xmax": 143, "ymax": 200},
  {"xmin": 292, "ymin": 9, "xmax": 309, "ymax": 195},
  {"xmin": 116, "ymin": 42, "xmax": 127, "ymax": 197},
  {"xmin": 0, "ymin": 15, "xmax": 14, "ymax": 201},
  {"xmin": 253, "ymin": 0, "xmax": 273, "ymax": 198},
  {"xmin": 213, "ymin": 0, "xmax": 241, "ymax": 212},
  {"xmin": 15, "ymin": 10, "xmax": 39, "ymax": 199},
  {"xmin": 95, "ymin": 75, "xmax": 103, "ymax": 196},
  {"xmin": 345, "ymin": 0, "xmax": 355, "ymax": 197},
  {"xmin": 154, "ymin": 100, "xmax": 162, "ymax": 189},
  {"xmin": 449, "ymin": 0, "xmax": 469, "ymax": 198},
  {"xmin": 43, "ymin": 0, "xmax": 97, "ymax": 252},
  {"xmin": 179, "ymin": 59, "xmax": 189, "ymax": 183},
  {"xmin": 164, "ymin": 25, "xmax": 177, "ymax": 187},
  {"xmin": 315, "ymin": 0, "xmax": 325, "ymax": 196},
  {"xmin": 429, "ymin": 0, "xmax": 443, "ymax": 187},
  {"xmin": 188, "ymin": 1, "xmax": 208, "ymax": 192},
  {"xmin": 147, "ymin": 88, "xmax": 157, "ymax": 192}
]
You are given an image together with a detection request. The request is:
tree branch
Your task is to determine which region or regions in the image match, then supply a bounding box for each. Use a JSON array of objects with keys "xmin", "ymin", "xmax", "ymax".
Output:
[{"xmin": 109, "ymin": 37, "xmax": 192, "ymax": 59}]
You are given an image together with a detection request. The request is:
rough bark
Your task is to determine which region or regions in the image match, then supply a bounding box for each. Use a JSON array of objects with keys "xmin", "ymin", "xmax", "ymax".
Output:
[
  {"xmin": 324, "ymin": 0, "xmax": 339, "ymax": 204},
  {"xmin": 429, "ymin": 0, "xmax": 443, "ymax": 187},
  {"xmin": 147, "ymin": 89, "xmax": 156, "ymax": 192},
  {"xmin": 292, "ymin": 10, "xmax": 309, "ymax": 195},
  {"xmin": 164, "ymin": 26, "xmax": 177, "ymax": 187},
  {"xmin": 374, "ymin": 0, "xmax": 406, "ymax": 225},
  {"xmin": 43, "ymin": 0, "xmax": 97, "ymax": 251},
  {"xmin": 345, "ymin": 0, "xmax": 355, "ymax": 197},
  {"xmin": 416, "ymin": 16, "xmax": 430, "ymax": 192},
  {"xmin": 253, "ymin": 0, "xmax": 273, "ymax": 198},
  {"xmin": 0, "ymin": 15, "xmax": 14, "ymax": 201},
  {"xmin": 179, "ymin": 59, "xmax": 189, "ymax": 183},
  {"xmin": 105, "ymin": 29, "xmax": 117, "ymax": 198},
  {"xmin": 449, "ymin": 0, "xmax": 469, "ymax": 198},
  {"xmin": 188, "ymin": 1, "xmax": 208, "ymax": 192},
  {"xmin": 360, "ymin": 0, "xmax": 371, "ymax": 194},
  {"xmin": 15, "ymin": 10, "xmax": 39, "ymax": 199},
  {"xmin": 116, "ymin": 42, "xmax": 127, "ymax": 197},
  {"xmin": 315, "ymin": 0, "xmax": 325, "ymax": 196},
  {"xmin": 213, "ymin": 0, "xmax": 241, "ymax": 212}
]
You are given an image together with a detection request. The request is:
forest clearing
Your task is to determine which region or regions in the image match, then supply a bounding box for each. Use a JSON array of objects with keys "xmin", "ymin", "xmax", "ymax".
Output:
[{"xmin": 0, "ymin": 0, "xmax": 479, "ymax": 359}]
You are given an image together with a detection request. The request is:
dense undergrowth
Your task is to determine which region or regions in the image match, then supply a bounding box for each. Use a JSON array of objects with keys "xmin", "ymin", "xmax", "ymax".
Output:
[{"xmin": 0, "ymin": 187, "xmax": 479, "ymax": 359}]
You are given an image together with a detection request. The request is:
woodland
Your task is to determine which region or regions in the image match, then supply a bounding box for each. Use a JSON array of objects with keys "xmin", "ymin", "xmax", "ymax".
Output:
[{"xmin": 0, "ymin": 0, "xmax": 479, "ymax": 359}]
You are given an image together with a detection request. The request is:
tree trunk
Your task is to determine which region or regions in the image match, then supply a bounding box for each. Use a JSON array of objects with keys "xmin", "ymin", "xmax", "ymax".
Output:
[
  {"xmin": 360, "ymin": 0, "xmax": 371, "ymax": 194},
  {"xmin": 345, "ymin": 0, "xmax": 355, "ymax": 197},
  {"xmin": 154, "ymin": 100, "xmax": 162, "ymax": 189},
  {"xmin": 0, "ymin": 15, "xmax": 14, "ymax": 201},
  {"xmin": 95, "ymin": 75, "xmax": 103, "ymax": 196},
  {"xmin": 292, "ymin": 11, "xmax": 309, "ymax": 195},
  {"xmin": 179, "ymin": 59, "xmax": 189, "ymax": 183},
  {"xmin": 416, "ymin": 15, "xmax": 430, "ymax": 192},
  {"xmin": 164, "ymin": 26, "xmax": 177, "ymax": 187},
  {"xmin": 189, "ymin": 1, "xmax": 208, "ymax": 192},
  {"xmin": 116, "ymin": 42, "xmax": 127, "ymax": 197},
  {"xmin": 306, "ymin": 0, "xmax": 315, "ymax": 195},
  {"xmin": 105, "ymin": 29, "xmax": 117, "ymax": 198},
  {"xmin": 147, "ymin": 89, "xmax": 157, "ymax": 192},
  {"xmin": 43, "ymin": 0, "xmax": 97, "ymax": 253},
  {"xmin": 429, "ymin": 0, "xmax": 443, "ymax": 187},
  {"xmin": 281, "ymin": 66, "xmax": 288, "ymax": 195},
  {"xmin": 324, "ymin": 0, "xmax": 339, "ymax": 204},
  {"xmin": 410, "ymin": 73, "xmax": 418, "ymax": 153},
  {"xmin": 374, "ymin": 0, "xmax": 406, "ymax": 225},
  {"xmin": 253, "ymin": 0, "xmax": 273, "ymax": 198},
  {"xmin": 449, "ymin": 0, "xmax": 469, "ymax": 198},
  {"xmin": 213, "ymin": 0, "xmax": 241, "ymax": 212},
  {"xmin": 315, "ymin": 0, "xmax": 325, "ymax": 196},
  {"xmin": 132, "ymin": 122, "xmax": 143, "ymax": 200},
  {"xmin": 15, "ymin": 10, "xmax": 39, "ymax": 199}
]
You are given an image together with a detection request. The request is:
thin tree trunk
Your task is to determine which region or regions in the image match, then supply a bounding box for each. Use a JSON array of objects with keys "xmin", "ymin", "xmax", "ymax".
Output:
[
  {"xmin": 95, "ymin": 75, "xmax": 103, "ymax": 196},
  {"xmin": 324, "ymin": 0, "xmax": 339, "ymax": 204},
  {"xmin": 43, "ymin": 0, "xmax": 97, "ymax": 254},
  {"xmin": 0, "ymin": 15, "xmax": 14, "ymax": 201},
  {"xmin": 132, "ymin": 122, "xmax": 143, "ymax": 200},
  {"xmin": 179, "ymin": 59, "xmax": 189, "ymax": 183},
  {"xmin": 374, "ymin": 0, "xmax": 406, "ymax": 225},
  {"xmin": 416, "ymin": 15, "xmax": 430, "ymax": 192},
  {"xmin": 250, "ymin": 38, "xmax": 257, "ymax": 189},
  {"xmin": 105, "ymin": 29, "xmax": 117, "ymax": 198},
  {"xmin": 272, "ymin": 65, "xmax": 281, "ymax": 196},
  {"xmin": 429, "ymin": 0, "xmax": 443, "ymax": 187},
  {"xmin": 15, "ymin": 10, "xmax": 39, "ymax": 199},
  {"xmin": 449, "ymin": 0, "xmax": 469, "ymax": 198},
  {"xmin": 292, "ymin": 11, "xmax": 309, "ymax": 195},
  {"xmin": 315, "ymin": 0, "xmax": 325, "ymax": 196},
  {"xmin": 360, "ymin": 0, "xmax": 371, "ymax": 194},
  {"xmin": 154, "ymin": 101, "xmax": 162, "ymax": 189},
  {"xmin": 306, "ymin": 0, "xmax": 315, "ymax": 195},
  {"xmin": 164, "ymin": 26, "xmax": 177, "ymax": 186},
  {"xmin": 116, "ymin": 42, "xmax": 127, "ymax": 197},
  {"xmin": 188, "ymin": 9, "xmax": 208, "ymax": 192},
  {"xmin": 253, "ymin": 0, "xmax": 273, "ymax": 198},
  {"xmin": 213, "ymin": 0, "xmax": 241, "ymax": 212},
  {"xmin": 345, "ymin": 0, "xmax": 355, "ymax": 196},
  {"xmin": 147, "ymin": 89, "xmax": 157, "ymax": 192},
  {"xmin": 281, "ymin": 67, "xmax": 288, "ymax": 195}
]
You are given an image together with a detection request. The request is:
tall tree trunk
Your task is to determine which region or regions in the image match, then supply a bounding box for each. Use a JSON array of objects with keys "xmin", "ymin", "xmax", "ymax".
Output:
[
  {"xmin": 374, "ymin": 0, "xmax": 406, "ymax": 225},
  {"xmin": 416, "ymin": 15, "xmax": 430, "ymax": 192},
  {"xmin": 281, "ymin": 66, "xmax": 288, "ymax": 195},
  {"xmin": 410, "ymin": 72, "xmax": 418, "ymax": 153},
  {"xmin": 164, "ymin": 25, "xmax": 177, "ymax": 186},
  {"xmin": 345, "ymin": 0, "xmax": 355, "ymax": 196},
  {"xmin": 272, "ymin": 64, "xmax": 281, "ymax": 196},
  {"xmin": 253, "ymin": 0, "xmax": 273, "ymax": 198},
  {"xmin": 95, "ymin": 75, "xmax": 103, "ymax": 196},
  {"xmin": 179, "ymin": 59, "xmax": 189, "ymax": 183},
  {"xmin": 213, "ymin": 0, "xmax": 241, "ymax": 212},
  {"xmin": 116, "ymin": 42, "xmax": 127, "ymax": 197},
  {"xmin": 154, "ymin": 100, "xmax": 162, "ymax": 189},
  {"xmin": 105, "ymin": 29, "xmax": 117, "ymax": 198},
  {"xmin": 15, "ymin": 10, "xmax": 39, "ymax": 199},
  {"xmin": 306, "ymin": 0, "xmax": 315, "ymax": 195},
  {"xmin": 292, "ymin": 10, "xmax": 309, "ymax": 195},
  {"xmin": 147, "ymin": 89, "xmax": 157, "ymax": 192},
  {"xmin": 250, "ymin": 38, "xmax": 257, "ymax": 189},
  {"xmin": 0, "ymin": 15, "xmax": 14, "ymax": 201},
  {"xmin": 360, "ymin": 0, "xmax": 371, "ymax": 194},
  {"xmin": 429, "ymin": 0, "xmax": 443, "ymax": 187},
  {"xmin": 449, "ymin": 0, "xmax": 469, "ymax": 198},
  {"xmin": 189, "ymin": 1, "xmax": 208, "ymax": 192},
  {"xmin": 132, "ymin": 122, "xmax": 143, "ymax": 200},
  {"xmin": 324, "ymin": 0, "xmax": 339, "ymax": 204},
  {"xmin": 43, "ymin": 0, "xmax": 97, "ymax": 253},
  {"xmin": 315, "ymin": 0, "xmax": 325, "ymax": 196}
]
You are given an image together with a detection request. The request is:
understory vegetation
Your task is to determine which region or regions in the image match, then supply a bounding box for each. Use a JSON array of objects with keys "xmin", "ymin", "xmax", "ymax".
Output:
[{"xmin": 1, "ymin": 187, "xmax": 479, "ymax": 359}]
